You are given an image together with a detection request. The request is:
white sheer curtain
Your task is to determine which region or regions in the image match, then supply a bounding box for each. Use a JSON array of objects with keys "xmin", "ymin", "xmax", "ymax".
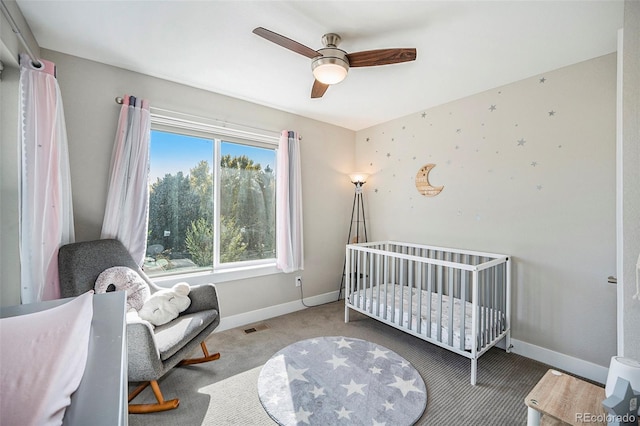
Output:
[
  {"xmin": 100, "ymin": 95, "xmax": 150, "ymax": 266},
  {"xmin": 276, "ymin": 130, "xmax": 304, "ymax": 272},
  {"xmin": 19, "ymin": 54, "xmax": 75, "ymax": 303}
]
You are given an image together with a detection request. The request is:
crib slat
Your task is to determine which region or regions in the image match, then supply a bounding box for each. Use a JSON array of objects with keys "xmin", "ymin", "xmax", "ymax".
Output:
[
  {"xmin": 391, "ymin": 255, "xmax": 396, "ymax": 324},
  {"xmin": 372, "ymin": 253, "xmax": 377, "ymax": 316},
  {"xmin": 416, "ymin": 252, "xmax": 423, "ymax": 335},
  {"xmin": 426, "ymin": 255, "xmax": 433, "ymax": 339},
  {"xmin": 460, "ymin": 259, "xmax": 468, "ymax": 352},
  {"xmin": 436, "ymin": 252, "xmax": 443, "ymax": 344},
  {"xmin": 447, "ymin": 253, "xmax": 454, "ymax": 347}
]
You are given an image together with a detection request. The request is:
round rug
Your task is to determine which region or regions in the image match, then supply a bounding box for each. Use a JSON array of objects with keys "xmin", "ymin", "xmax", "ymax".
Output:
[{"xmin": 257, "ymin": 336, "xmax": 427, "ymax": 425}]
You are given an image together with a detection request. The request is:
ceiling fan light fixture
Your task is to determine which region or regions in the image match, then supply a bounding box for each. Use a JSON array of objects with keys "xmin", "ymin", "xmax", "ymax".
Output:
[{"xmin": 312, "ymin": 53, "xmax": 349, "ymax": 85}]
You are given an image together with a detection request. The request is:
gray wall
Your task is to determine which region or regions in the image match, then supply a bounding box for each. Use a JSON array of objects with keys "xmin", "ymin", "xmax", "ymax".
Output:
[
  {"xmin": 355, "ymin": 54, "xmax": 618, "ymax": 368},
  {"xmin": 621, "ymin": 0, "xmax": 640, "ymax": 360}
]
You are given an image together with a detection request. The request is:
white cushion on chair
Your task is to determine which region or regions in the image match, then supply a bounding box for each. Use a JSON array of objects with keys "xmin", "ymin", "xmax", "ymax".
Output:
[{"xmin": 0, "ymin": 291, "xmax": 94, "ymax": 426}]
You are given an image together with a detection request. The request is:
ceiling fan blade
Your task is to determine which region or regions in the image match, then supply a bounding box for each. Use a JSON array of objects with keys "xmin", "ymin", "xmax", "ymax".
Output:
[
  {"xmin": 346, "ymin": 48, "xmax": 417, "ymax": 67},
  {"xmin": 311, "ymin": 80, "xmax": 329, "ymax": 98},
  {"xmin": 253, "ymin": 27, "xmax": 321, "ymax": 59}
]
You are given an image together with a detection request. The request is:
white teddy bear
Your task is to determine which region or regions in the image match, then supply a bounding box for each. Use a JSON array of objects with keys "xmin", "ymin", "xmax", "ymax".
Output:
[{"xmin": 138, "ymin": 282, "xmax": 192, "ymax": 326}]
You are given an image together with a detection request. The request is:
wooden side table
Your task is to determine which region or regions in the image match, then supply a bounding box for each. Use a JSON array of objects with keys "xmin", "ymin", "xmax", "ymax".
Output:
[{"xmin": 525, "ymin": 369, "xmax": 607, "ymax": 425}]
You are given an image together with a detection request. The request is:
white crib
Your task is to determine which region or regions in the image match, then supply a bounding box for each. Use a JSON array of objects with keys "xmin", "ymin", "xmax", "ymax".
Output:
[{"xmin": 344, "ymin": 241, "xmax": 511, "ymax": 385}]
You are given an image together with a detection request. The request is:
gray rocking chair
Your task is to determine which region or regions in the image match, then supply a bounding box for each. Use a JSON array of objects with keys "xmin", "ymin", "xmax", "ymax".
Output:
[{"xmin": 58, "ymin": 239, "xmax": 221, "ymax": 414}]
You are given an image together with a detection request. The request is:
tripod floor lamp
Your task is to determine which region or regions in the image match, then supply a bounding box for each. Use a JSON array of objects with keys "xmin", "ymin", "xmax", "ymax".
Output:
[{"xmin": 339, "ymin": 173, "xmax": 369, "ymax": 300}]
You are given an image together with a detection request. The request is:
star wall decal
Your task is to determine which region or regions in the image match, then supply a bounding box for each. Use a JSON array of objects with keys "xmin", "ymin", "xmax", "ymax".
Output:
[
  {"xmin": 517, "ymin": 138, "xmax": 526, "ymax": 147},
  {"xmin": 548, "ymin": 110, "xmax": 556, "ymax": 116},
  {"xmin": 539, "ymin": 77, "xmax": 546, "ymax": 83},
  {"xmin": 531, "ymin": 161, "xmax": 538, "ymax": 167},
  {"xmin": 489, "ymin": 105, "xmax": 497, "ymax": 112},
  {"xmin": 421, "ymin": 112, "xmax": 426, "ymax": 118}
]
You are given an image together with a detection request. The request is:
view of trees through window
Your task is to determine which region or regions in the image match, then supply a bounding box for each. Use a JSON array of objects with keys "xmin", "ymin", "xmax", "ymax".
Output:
[{"xmin": 145, "ymin": 130, "xmax": 276, "ymax": 276}]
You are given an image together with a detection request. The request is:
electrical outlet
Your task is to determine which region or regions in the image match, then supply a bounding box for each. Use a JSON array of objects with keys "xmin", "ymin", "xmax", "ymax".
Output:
[{"xmin": 295, "ymin": 276, "xmax": 302, "ymax": 287}]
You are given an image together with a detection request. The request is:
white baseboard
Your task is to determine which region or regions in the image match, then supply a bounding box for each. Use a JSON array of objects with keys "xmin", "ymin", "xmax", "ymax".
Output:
[
  {"xmin": 509, "ymin": 338, "xmax": 608, "ymax": 384},
  {"xmin": 216, "ymin": 294, "xmax": 608, "ymax": 385},
  {"xmin": 216, "ymin": 290, "xmax": 340, "ymax": 333}
]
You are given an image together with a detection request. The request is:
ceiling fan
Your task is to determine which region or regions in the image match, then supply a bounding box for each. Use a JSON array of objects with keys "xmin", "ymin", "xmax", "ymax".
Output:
[{"xmin": 252, "ymin": 27, "xmax": 417, "ymax": 98}]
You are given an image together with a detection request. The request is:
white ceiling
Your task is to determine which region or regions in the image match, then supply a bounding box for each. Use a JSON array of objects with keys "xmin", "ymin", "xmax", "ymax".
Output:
[{"xmin": 16, "ymin": 1, "xmax": 624, "ymax": 131}]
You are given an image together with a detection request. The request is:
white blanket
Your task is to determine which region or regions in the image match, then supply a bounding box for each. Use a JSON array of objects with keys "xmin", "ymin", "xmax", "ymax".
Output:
[{"xmin": 351, "ymin": 284, "xmax": 503, "ymax": 350}]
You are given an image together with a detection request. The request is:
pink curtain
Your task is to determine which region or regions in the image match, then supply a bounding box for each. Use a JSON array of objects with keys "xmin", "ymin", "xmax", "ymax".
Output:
[
  {"xmin": 19, "ymin": 54, "xmax": 75, "ymax": 303},
  {"xmin": 100, "ymin": 95, "xmax": 150, "ymax": 266},
  {"xmin": 276, "ymin": 130, "xmax": 304, "ymax": 272}
]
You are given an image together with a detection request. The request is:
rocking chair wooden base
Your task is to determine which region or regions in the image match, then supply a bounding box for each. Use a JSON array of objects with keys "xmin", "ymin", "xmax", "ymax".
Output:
[
  {"xmin": 128, "ymin": 380, "xmax": 179, "ymax": 414},
  {"xmin": 128, "ymin": 341, "xmax": 220, "ymax": 414},
  {"xmin": 179, "ymin": 341, "xmax": 221, "ymax": 366}
]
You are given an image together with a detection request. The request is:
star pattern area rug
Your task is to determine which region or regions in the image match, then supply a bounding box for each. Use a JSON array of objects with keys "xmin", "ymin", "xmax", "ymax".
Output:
[{"xmin": 257, "ymin": 336, "xmax": 427, "ymax": 425}]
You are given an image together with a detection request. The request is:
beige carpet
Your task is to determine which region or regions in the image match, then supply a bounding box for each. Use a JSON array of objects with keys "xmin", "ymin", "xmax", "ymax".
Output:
[{"xmin": 128, "ymin": 300, "xmax": 553, "ymax": 425}]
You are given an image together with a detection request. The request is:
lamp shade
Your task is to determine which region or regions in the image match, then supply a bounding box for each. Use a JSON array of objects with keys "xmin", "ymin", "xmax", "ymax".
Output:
[
  {"xmin": 312, "ymin": 50, "xmax": 349, "ymax": 85},
  {"xmin": 349, "ymin": 173, "xmax": 369, "ymax": 184},
  {"xmin": 313, "ymin": 63, "xmax": 348, "ymax": 85}
]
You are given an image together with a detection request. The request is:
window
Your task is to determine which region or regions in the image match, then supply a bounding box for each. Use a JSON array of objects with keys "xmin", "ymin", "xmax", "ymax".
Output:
[{"xmin": 144, "ymin": 126, "xmax": 277, "ymax": 277}]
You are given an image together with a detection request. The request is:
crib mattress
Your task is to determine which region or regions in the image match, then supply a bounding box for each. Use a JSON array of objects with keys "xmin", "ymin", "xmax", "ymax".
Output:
[{"xmin": 350, "ymin": 284, "xmax": 503, "ymax": 350}]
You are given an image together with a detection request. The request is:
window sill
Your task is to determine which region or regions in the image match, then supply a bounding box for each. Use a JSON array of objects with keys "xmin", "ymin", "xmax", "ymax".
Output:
[{"xmin": 151, "ymin": 262, "xmax": 280, "ymax": 288}]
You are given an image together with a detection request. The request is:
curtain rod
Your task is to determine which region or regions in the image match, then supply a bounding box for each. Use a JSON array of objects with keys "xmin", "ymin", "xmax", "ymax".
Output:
[
  {"xmin": 115, "ymin": 96, "xmax": 283, "ymax": 140},
  {"xmin": 0, "ymin": 0, "xmax": 42, "ymax": 68}
]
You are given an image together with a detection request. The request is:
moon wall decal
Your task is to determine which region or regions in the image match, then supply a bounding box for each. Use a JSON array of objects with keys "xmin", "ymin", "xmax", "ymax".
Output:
[{"xmin": 415, "ymin": 163, "xmax": 444, "ymax": 197}]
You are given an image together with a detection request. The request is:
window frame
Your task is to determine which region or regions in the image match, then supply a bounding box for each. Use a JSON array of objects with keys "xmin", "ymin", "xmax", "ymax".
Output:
[{"xmin": 148, "ymin": 112, "xmax": 280, "ymax": 282}]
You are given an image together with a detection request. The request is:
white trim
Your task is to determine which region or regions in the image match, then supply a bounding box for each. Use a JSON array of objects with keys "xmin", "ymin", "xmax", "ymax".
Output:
[
  {"xmin": 150, "ymin": 111, "xmax": 280, "ymax": 145},
  {"xmin": 215, "ymin": 290, "xmax": 340, "ymax": 332},
  {"xmin": 616, "ymin": 27, "xmax": 625, "ymax": 357},
  {"xmin": 152, "ymin": 262, "xmax": 281, "ymax": 288},
  {"xmin": 509, "ymin": 338, "xmax": 608, "ymax": 384}
]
